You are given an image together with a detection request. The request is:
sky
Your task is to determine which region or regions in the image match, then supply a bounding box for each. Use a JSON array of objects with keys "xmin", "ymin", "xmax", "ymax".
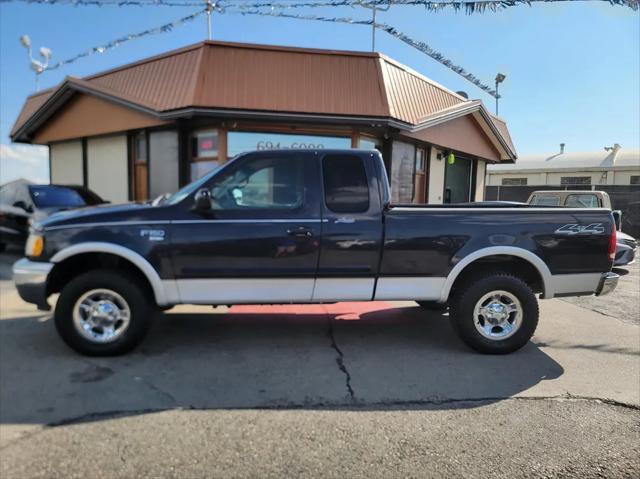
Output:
[{"xmin": 0, "ymin": 0, "xmax": 638, "ymax": 184}]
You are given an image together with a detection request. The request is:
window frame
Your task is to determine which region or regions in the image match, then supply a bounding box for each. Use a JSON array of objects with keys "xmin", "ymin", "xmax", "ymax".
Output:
[
  {"xmin": 204, "ymin": 151, "xmax": 310, "ymax": 216},
  {"xmin": 560, "ymin": 176, "xmax": 591, "ymax": 186},
  {"xmin": 564, "ymin": 193, "xmax": 600, "ymax": 208},
  {"xmin": 501, "ymin": 177, "xmax": 528, "ymax": 186}
]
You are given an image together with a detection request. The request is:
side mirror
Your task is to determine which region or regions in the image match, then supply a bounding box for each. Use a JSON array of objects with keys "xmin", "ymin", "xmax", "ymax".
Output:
[
  {"xmin": 193, "ymin": 188, "xmax": 212, "ymax": 212},
  {"xmin": 612, "ymin": 210, "xmax": 622, "ymax": 232}
]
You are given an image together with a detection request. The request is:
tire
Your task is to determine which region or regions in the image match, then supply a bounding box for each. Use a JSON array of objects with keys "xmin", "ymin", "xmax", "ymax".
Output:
[
  {"xmin": 449, "ymin": 272, "xmax": 539, "ymax": 354},
  {"xmin": 417, "ymin": 300, "xmax": 448, "ymax": 311},
  {"xmin": 54, "ymin": 269, "xmax": 156, "ymax": 356}
]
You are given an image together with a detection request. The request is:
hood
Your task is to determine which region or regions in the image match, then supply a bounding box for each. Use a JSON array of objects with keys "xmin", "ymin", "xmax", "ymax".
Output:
[{"xmin": 38, "ymin": 202, "xmax": 161, "ymax": 229}]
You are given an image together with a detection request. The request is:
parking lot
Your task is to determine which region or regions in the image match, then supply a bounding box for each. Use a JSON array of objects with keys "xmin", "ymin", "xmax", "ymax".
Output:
[{"xmin": 1, "ymin": 248, "xmax": 638, "ymax": 478}]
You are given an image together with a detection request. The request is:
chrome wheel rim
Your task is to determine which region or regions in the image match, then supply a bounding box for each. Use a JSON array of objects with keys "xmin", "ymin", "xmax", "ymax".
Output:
[
  {"xmin": 72, "ymin": 289, "xmax": 131, "ymax": 343},
  {"xmin": 473, "ymin": 290, "xmax": 522, "ymax": 341}
]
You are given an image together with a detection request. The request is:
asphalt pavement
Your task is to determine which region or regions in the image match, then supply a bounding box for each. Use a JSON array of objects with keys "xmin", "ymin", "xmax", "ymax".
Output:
[{"xmin": 1, "ymin": 247, "xmax": 639, "ymax": 478}]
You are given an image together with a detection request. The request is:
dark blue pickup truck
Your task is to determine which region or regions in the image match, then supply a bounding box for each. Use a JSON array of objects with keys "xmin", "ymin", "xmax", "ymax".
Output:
[{"xmin": 13, "ymin": 149, "xmax": 618, "ymax": 356}]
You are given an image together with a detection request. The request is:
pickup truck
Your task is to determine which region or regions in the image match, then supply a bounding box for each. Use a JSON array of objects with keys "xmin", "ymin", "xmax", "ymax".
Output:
[{"xmin": 13, "ymin": 149, "xmax": 619, "ymax": 356}]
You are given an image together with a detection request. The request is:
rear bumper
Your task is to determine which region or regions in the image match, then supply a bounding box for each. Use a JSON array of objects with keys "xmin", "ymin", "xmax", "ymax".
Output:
[
  {"xmin": 13, "ymin": 258, "xmax": 53, "ymax": 310},
  {"xmin": 596, "ymin": 272, "xmax": 619, "ymax": 297}
]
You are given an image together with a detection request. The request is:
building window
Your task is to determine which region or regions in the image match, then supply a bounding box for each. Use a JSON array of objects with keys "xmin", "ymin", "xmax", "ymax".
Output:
[
  {"xmin": 502, "ymin": 177, "xmax": 528, "ymax": 186},
  {"xmin": 359, "ymin": 136, "xmax": 383, "ymax": 152},
  {"xmin": 191, "ymin": 130, "xmax": 220, "ymax": 181},
  {"xmin": 227, "ymin": 131, "xmax": 351, "ymax": 158},
  {"xmin": 323, "ymin": 154, "xmax": 369, "ymax": 213},
  {"xmin": 631, "ymin": 176, "xmax": 640, "ymax": 185},
  {"xmin": 560, "ymin": 176, "xmax": 590, "ymax": 186},
  {"xmin": 132, "ymin": 132, "xmax": 148, "ymax": 201}
]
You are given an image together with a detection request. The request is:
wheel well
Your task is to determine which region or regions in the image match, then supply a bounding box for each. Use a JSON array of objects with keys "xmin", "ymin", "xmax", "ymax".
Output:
[
  {"xmin": 450, "ymin": 255, "xmax": 544, "ymax": 296},
  {"xmin": 47, "ymin": 253, "xmax": 154, "ymax": 299}
]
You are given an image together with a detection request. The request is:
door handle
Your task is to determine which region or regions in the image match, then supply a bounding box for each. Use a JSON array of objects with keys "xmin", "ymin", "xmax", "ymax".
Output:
[{"xmin": 287, "ymin": 226, "xmax": 313, "ymax": 237}]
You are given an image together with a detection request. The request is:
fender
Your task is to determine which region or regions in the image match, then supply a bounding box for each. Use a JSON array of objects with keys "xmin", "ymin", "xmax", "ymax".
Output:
[
  {"xmin": 439, "ymin": 246, "xmax": 553, "ymax": 302},
  {"xmin": 50, "ymin": 242, "xmax": 177, "ymax": 306}
]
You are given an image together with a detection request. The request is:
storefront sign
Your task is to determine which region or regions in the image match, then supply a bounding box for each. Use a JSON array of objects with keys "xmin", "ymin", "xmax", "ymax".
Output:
[{"xmin": 228, "ymin": 132, "xmax": 351, "ymax": 157}]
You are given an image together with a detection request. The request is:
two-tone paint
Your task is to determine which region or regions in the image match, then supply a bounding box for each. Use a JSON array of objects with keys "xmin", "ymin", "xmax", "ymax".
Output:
[{"xmin": 16, "ymin": 149, "xmax": 617, "ymax": 310}]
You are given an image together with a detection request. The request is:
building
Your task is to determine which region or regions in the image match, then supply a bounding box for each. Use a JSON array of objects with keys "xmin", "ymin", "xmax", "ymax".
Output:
[
  {"xmin": 486, "ymin": 144, "xmax": 640, "ymax": 236},
  {"xmin": 486, "ymin": 144, "xmax": 639, "ymax": 188},
  {"xmin": 11, "ymin": 40, "xmax": 516, "ymax": 204}
]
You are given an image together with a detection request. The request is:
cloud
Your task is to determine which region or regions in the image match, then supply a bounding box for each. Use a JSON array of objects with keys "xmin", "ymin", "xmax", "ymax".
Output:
[{"xmin": 0, "ymin": 143, "xmax": 49, "ymax": 184}]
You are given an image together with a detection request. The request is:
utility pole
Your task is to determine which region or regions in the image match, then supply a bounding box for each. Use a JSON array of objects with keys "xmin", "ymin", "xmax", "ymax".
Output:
[
  {"xmin": 205, "ymin": 0, "xmax": 213, "ymax": 40},
  {"xmin": 357, "ymin": 0, "xmax": 389, "ymax": 52}
]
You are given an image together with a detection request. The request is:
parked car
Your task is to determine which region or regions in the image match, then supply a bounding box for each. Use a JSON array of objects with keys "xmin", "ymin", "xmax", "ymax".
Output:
[
  {"xmin": 14, "ymin": 149, "xmax": 618, "ymax": 356},
  {"xmin": 0, "ymin": 180, "xmax": 106, "ymax": 252},
  {"xmin": 528, "ymin": 190, "xmax": 636, "ymax": 266}
]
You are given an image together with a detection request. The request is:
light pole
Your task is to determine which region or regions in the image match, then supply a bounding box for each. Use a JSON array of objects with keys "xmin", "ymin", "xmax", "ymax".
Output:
[
  {"xmin": 357, "ymin": 0, "xmax": 390, "ymax": 51},
  {"xmin": 495, "ymin": 73, "xmax": 506, "ymax": 116},
  {"xmin": 20, "ymin": 35, "xmax": 52, "ymax": 92},
  {"xmin": 205, "ymin": 0, "xmax": 213, "ymax": 40}
]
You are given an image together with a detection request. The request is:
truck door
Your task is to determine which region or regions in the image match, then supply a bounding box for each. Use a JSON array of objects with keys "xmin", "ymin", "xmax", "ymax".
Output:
[
  {"xmin": 170, "ymin": 151, "xmax": 322, "ymax": 303},
  {"xmin": 313, "ymin": 152, "xmax": 385, "ymax": 301}
]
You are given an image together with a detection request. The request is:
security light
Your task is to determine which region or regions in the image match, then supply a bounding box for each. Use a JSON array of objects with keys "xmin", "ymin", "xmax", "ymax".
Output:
[
  {"xmin": 495, "ymin": 73, "xmax": 506, "ymax": 84},
  {"xmin": 20, "ymin": 35, "xmax": 31, "ymax": 48},
  {"xmin": 39, "ymin": 47, "xmax": 52, "ymax": 60}
]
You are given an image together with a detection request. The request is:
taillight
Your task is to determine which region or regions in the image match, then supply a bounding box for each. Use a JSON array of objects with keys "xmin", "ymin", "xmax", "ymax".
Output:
[{"xmin": 608, "ymin": 223, "xmax": 617, "ymax": 262}]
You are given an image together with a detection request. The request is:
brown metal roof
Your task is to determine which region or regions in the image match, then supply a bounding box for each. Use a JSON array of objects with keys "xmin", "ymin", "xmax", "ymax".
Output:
[{"xmin": 11, "ymin": 40, "xmax": 515, "ymax": 159}]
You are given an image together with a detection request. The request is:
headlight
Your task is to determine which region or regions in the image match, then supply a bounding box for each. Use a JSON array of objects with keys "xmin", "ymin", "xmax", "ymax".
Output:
[{"xmin": 25, "ymin": 234, "xmax": 44, "ymax": 257}]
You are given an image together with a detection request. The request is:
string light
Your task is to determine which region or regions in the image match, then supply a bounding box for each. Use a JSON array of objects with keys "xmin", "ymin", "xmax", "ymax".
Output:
[
  {"xmin": 1, "ymin": 0, "xmax": 637, "ymax": 11},
  {"xmin": 46, "ymin": 8, "xmax": 207, "ymax": 70},
  {"xmin": 9, "ymin": 0, "xmax": 638, "ymax": 97}
]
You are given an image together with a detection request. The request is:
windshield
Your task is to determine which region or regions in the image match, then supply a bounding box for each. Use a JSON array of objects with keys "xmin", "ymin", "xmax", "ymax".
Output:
[{"xmin": 29, "ymin": 185, "xmax": 102, "ymax": 208}]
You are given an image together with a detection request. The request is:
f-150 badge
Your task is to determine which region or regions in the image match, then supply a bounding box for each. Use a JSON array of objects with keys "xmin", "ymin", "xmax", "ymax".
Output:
[
  {"xmin": 555, "ymin": 223, "xmax": 605, "ymax": 235},
  {"xmin": 140, "ymin": 229, "xmax": 166, "ymax": 241}
]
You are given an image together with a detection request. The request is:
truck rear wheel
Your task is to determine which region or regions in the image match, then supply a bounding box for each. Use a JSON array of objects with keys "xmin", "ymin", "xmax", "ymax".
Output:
[
  {"xmin": 449, "ymin": 272, "xmax": 539, "ymax": 354},
  {"xmin": 54, "ymin": 270, "xmax": 156, "ymax": 356}
]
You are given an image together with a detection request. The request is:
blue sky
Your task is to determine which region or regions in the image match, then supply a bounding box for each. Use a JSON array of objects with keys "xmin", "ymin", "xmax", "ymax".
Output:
[{"xmin": 0, "ymin": 1, "xmax": 638, "ymax": 183}]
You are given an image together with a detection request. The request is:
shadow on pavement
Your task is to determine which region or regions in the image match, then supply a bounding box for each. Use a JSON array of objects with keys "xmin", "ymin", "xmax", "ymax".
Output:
[{"xmin": 0, "ymin": 304, "xmax": 564, "ymax": 429}]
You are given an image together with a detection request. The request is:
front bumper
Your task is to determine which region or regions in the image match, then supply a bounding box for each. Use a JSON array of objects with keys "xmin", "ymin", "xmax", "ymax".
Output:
[
  {"xmin": 13, "ymin": 258, "xmax": 54, "ymax": 310},
  {"xmin": 595, "ymin": 272, "xmax": 619, "ymax": 297}
]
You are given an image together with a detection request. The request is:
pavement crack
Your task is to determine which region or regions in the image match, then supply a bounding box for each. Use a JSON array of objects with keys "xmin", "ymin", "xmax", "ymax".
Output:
[
  {"xmin": 327, "ymin": 318, "xmax": 355, "ymax": 400},
  {"xmin": 135, "ymin": 376, "xmax": 178, "ymax": 406}
]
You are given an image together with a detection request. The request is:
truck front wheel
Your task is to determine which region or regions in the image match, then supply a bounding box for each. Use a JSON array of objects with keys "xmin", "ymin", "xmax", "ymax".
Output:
[
  {"xmin": 449, "ymin": 273, "xmax": 539, "ymax": 354},
  {"xmin": 54, "ymin": 270, "xmax": 156, "ymax": 356}
]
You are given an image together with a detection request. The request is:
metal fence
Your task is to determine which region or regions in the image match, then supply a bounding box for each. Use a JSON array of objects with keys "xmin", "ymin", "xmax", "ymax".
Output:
[{"xmin": 485, "ymin": 184, "xmax": 640, "ymax": 238}]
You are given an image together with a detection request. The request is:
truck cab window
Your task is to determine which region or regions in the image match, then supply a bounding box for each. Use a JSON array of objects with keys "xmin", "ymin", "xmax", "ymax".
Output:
[
  {"xmin": 530, "ymin": 195, "xmax": 560, "ymax": 206},
  {"xmin": 323, "ymin": 155, "xmax": 369, "ymax": 213},
  {"xmin": 565, "ymin": 194, "xmax": 599, "ymax": 208},
  {"xmin": 209, "ymin": 156, "xmax": 303, "ymax": 210}
]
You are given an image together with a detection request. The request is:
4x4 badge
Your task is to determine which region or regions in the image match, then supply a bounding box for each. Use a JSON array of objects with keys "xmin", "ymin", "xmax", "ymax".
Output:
[{"xmin": 555, "ymin": 223, "xmax": 605, "ymax": 235}]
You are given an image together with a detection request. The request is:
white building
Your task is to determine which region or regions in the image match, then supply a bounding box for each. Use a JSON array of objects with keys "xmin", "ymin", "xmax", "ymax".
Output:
[{"xmin": 487, "ymin": 144, "xmax": 639, "ymax": 187}]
